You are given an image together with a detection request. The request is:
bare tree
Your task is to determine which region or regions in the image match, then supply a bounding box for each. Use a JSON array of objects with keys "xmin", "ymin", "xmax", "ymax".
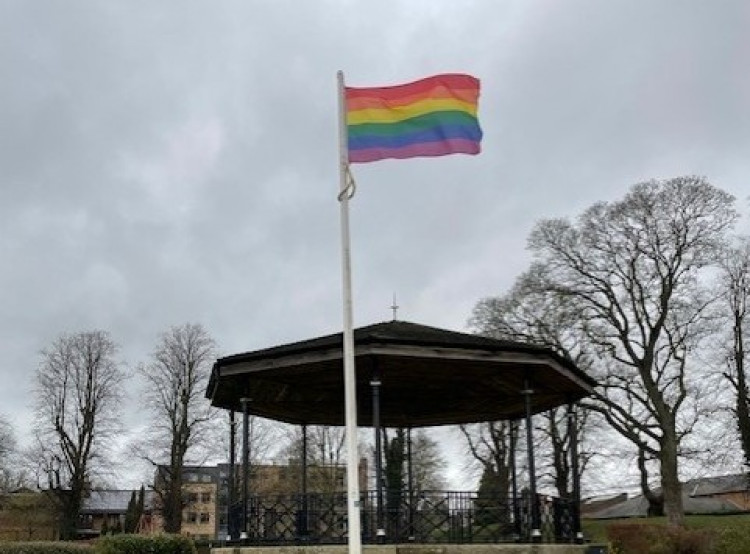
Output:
[
  {"xmin": 527, "ymin": 176, "xmax": 737, "ymax": 525},
  {"xmin": 460, "ymin": 421, "xmax": 515, "ymax": 492},
  {"xmin": 470, "ymin": 274, "xmax": 594, "ymax": 499},
  {"xmin": 309, "ymin": 425, "xmax": 346, "ymax": 492},
  {"xmin": 719, "ymin": 236, "xmax": 750, "ymax": 466},
  {"xmin": 274, "ymin": 424, "xmax": 346, "ymax": 493},
  {"xmin": 409, "ymin": 430, "xmax": 446, "ymax": 491},
  {"xmin": 228, "ymin": 413, "xmax": 280, "ymax": 466},
  {"xmin": 0, "ymin": 414, "xmax": 14, "ymax": 463},
  {"xmin": 471, "ymin": 270, "xmax": 591, "ymax": 363},
  {"xmin": 0, "ymin": 414, "xmax": 21, "ymax": 492},
  {"xmin": 459, "ymin": 421, "xmax": 516, "ymax": 525},
  {"xmin": 379, "ymin": 428, "xmax": 446, "ymax": 493},
  {"xmin": 32, "ymin": 331, "xmax": 124, "ymax": 539},
  {"xmin": 310, "ymin": 426, "xmax": 346, "ymax": 466},
  {"xmin": 137, "ymin": 323, "xmax": 217, "ymax": 533},
  {"xmin": 278, "ymin": 425, "xmax": 346, "ymax": 470}
]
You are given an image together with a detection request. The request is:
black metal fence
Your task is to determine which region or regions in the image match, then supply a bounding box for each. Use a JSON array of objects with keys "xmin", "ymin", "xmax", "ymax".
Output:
[{"xmin": 229, "ymin": 490, "xmax": 578, "ymax": 545}]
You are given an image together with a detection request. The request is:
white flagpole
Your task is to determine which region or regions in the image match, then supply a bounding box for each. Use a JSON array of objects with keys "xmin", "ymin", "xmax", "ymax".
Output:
[{"xmin": 337, "ymin": 70, "xmax": 362, "ymax": 554}]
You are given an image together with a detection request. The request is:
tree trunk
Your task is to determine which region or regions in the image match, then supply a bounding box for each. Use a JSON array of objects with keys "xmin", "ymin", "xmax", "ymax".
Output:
[
  {"xmin": 58, "ymin": 492, "xmax": 77, "ymax": 540},
  {"xmin": 549, "ymin": 409, "xmax": 572, "ymax": 498},
  {"xmin": 660, "ymin": 432, "xmax": 684, "ymax": 526},
  {"xmin": 637, "ymin": 449, "xmax": 664, "ymax": 517},
  {"xmin": 163, "ymin": 478, "xmax": 183, "ymax": 533},
  {"xmin": 56, "ymin": 484, "xmax": 84, "ymax": 540},
  {"xmin": 733, "ymin": 314, "xmax": 750, "ymax": 466}
]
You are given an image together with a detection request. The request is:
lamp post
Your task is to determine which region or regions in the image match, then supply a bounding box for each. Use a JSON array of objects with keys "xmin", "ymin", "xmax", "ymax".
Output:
[
  {"xmin": 568, "ymin": 402, "xmax": 583, "ymax": 543},
  {"xmin": 228, "ymin": 410, "xmax": 236, "ymax": 540},
  {"xmin": 522, "ymin": 376, "xmax": 541, "ymax": 542},
  {"xmin": 240, "ymin": 397, "xmax": 251, "ymax": 542},
  {"xmin": 371, "ymin": 374, "xmax": 385, "ymax": 542}
]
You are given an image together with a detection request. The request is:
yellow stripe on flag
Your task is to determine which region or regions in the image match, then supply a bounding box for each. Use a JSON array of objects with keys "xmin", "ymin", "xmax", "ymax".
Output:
[{"xmin": 347, "ymin": 98, "xmax": 477, "ymax": 126}]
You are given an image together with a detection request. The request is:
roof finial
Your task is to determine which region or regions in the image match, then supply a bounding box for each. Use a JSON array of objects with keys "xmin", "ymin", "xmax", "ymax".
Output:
[{"xmin": 391, "ymin": 293, "xmax": 400, "ymax": 321}]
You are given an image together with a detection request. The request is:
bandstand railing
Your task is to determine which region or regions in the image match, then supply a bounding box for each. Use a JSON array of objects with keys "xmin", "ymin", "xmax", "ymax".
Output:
[{"xmin": 228, "ymin": 490, "xmax": 579, "ymax": 545}]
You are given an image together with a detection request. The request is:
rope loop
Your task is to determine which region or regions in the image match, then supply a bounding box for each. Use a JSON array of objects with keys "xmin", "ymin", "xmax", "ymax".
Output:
[{"xmin": 337, "ymin": 164, "xmax": 356, "ymax": 201}]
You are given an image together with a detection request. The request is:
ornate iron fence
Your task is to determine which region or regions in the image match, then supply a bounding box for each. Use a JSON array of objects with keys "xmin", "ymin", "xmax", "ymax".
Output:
[{"xmin": 229, "ymin": 490, "xmax": 578, "ymax": 545}]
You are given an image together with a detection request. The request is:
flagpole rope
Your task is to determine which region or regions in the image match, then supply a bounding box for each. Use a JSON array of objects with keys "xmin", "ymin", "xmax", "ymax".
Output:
[{"xmin": 337, "ymin": 164, "xmax": 356, "ymax": 201}]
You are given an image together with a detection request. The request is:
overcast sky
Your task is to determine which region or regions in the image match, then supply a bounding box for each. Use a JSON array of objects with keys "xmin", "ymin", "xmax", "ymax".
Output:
[{"xmin": 2, "ymin": 0, "xmax": 750, "ymax": 489}]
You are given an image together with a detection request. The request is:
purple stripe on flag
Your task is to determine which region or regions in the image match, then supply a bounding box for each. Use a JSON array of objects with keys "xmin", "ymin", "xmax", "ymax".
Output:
[{"xmin": 348, "ymin": 138, "xmax": 481, "ymax": 164}]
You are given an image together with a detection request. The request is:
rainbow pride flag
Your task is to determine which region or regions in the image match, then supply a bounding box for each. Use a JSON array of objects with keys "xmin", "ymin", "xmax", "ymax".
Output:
[{"xmin": 345, "ymin": 73, "xmax": 482, "ymax": 164}]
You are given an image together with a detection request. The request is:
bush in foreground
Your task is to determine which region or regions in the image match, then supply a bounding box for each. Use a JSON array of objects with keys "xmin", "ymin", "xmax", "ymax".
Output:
[
  {"xmin": 95, "ymin": 534, "xmax": 195, "ymax": 554},
  {"xmin": 714, "ymin": 524, "xmax": 750, "ymax": 554},
  {"xmin": 0, "ymin": 542, "xmax": 91, "ymax": 554},
  {"xmin": 607, "ymin": 523, "xmax": 717, "ymax": 554}
]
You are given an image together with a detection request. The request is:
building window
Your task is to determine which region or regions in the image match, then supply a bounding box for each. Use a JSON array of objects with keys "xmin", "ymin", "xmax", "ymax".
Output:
[
  {"xmin": 201, "ymin": 474, "xmax": 212, "ymax": 483},
  {"xmin": 185, "ymin": 512, "xmax": 198, "ymax": 523},
  {"xmin": 187, "ymin": 492, "xmax": 199, "ymax": 503},
  {"xmin": 200, "ymin": 513, "xmax": 210, "ymax": 523},
  {"xmin": 201, "ymin": 492, "xmax": 211, "ymax": 503}
]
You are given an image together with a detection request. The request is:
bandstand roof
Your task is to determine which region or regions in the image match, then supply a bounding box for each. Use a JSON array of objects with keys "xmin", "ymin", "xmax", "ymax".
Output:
[{"xmin": 206, "ymin": 320, "xmax": 596, "ymax": 427}]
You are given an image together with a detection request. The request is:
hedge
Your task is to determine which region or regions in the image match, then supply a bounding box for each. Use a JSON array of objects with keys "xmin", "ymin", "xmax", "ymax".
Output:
[
  {"xmin": 0, "ymin": 542, "xmax": 91, "ymax": 554},
  {"xmin": 95, "ymin": 535, "xmax": 195, "ymax": 554}
]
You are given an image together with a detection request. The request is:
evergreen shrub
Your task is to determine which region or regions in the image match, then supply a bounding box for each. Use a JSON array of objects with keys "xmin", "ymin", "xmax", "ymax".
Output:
[{"xmin": 95, "ymin": 534, "xmax": 195, "ymax": 554}]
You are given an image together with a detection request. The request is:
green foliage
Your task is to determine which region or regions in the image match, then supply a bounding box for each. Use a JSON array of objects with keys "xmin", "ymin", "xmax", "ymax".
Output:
[
  {"xmin": 136, "ymin": 487, "xmax": 145, "ymax": 526},
  {"xmin": 111, "ymin": 520, "xmax": 122, "ymax": 535},
  {"xmin": 0, "ymin": 542, "xmax": 91, "ymax": 554},
  {"xmin": 384, "ymin": 428, "xmax": 405, "ymax": 504},
  {"xmin": 123, "ymin": 492, "xmax": 136, "ymax": 534},
  {"xmin": 714, "ymin": 524, "xmax": 750, "ymax": 554},
  {"xmin": 95, "ymin": 534, "xmax": 195, "ymax": 554},
  {"xmin": 473, "ymin": 464, "xmax": 510, "ymax": 527},
  {"xmin": 123, "ymin": 487, "xmax": 147, "ymax": 534}
]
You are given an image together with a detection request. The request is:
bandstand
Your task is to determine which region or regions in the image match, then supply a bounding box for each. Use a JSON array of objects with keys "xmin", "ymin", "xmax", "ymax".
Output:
[{"xmin": 205, "ymin": 320, "xmax": 597, "ymax": 551}]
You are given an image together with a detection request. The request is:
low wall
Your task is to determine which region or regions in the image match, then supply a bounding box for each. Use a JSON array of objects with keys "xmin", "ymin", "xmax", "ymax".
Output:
[{"xmin": 212, "ymin": 544, "xmax": 605, "ymax": 554}]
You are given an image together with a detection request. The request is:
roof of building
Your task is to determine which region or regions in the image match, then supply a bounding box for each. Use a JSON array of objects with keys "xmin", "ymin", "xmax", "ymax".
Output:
[
  {"xmin": 207, "ymin": 319, "xmax": 596, "ymax": 427},
  {"xmin": 580, "ymin": 493, "xmax": 628, "ymax": 516},
  {"xmin": 81, "ymin": 490, "xmax": 155, "ymax": 514},
  {"xmin": 585, "ymin": 475, "xmax": 750, "ymax": 520},
  {"xmin": 154, "ymin": 464, "xmax": 220, "ymax": 485},
  {"xmin": 181, "ymin": 465, "xmax": 219, "ymax": 477},
  {"xmin": 587, "ymin": 492, "xmax": 739, "ymax": 519},
  {"xmin": 216, "ymin": 320, "xmax": 590, "ymax": 373},
  {"xmin": 686, "ymin": 473, "xmax": 750, "ymax": 497}
]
